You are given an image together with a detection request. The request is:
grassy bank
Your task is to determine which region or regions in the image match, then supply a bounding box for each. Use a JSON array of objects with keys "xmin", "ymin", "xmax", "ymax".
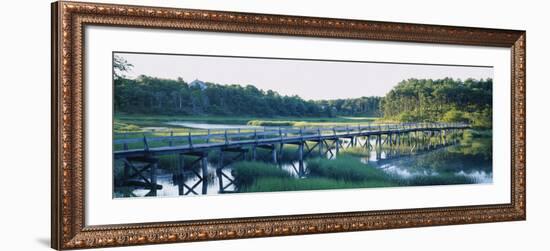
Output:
[
  {"xmin": 114, "ymin": 114, "xmax": 379, "ymax": 132},
  {"xmin": 233, "ymin": 161, "xmax": 291, "ymax": 186},
  {"xmin": 240, "ymin": 177, "xmax": 394, "ymax": 193},
  {"xmin": 307, "ymin": 156, "xmax": 393, "ymax": 182},
  {"xmin": 232, "ymin": 159, "xmax": 399, "ymax": 193}
]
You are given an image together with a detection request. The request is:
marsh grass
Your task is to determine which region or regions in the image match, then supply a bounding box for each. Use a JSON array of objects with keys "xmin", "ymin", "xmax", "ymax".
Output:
[
  {"xmin": 240, "ymin": 177, "xmax": 395, "ymax": 193},
  {"xmin": 247, "ymin": 118, "xmax": 377, "ymax": 127},
  {"xmin": 307, "ymin": 156, "xmax": 392, "ymax": 182},
  {"xmin": 232, "ymin": 161, "xmax": 291, "ymax": 186},
  {"xmin": 398, "ymin": 173, "xmax": 475, "ymax": 186},
  {"xmin": 339, "ymin": 147, "xmax": 371, "ymax": 157},
  {"xmin": 116, "ymin": 114, "xmax": 378, "ymax": 129},
  {"xmin": 306, "ymin": 156, "xmax": 477, "ymax": 187}
]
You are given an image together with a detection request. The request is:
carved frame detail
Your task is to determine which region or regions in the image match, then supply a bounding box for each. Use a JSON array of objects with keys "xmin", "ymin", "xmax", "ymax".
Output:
[{"xmin": 51, "ymin": 1, "xmax": 526, "ymax": 249}]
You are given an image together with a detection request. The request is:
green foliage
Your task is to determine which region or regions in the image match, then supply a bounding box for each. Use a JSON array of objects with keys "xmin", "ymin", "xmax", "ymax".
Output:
[
  {"xmin": 381, "ymin": 78, "xmax": 492, "ymax": 128},
  {"xmin": 339, "ymin": 147, "xmax": 371, "ymax": 157},
  {"xmin": 114, "ymin": 74, "xmax": 381, "ymax": 117},
  {"xmin": 397, "ymin": 111, "xmax": 426, "ymax": 122},
  {"xmin": 399, "ymin": 173, "xmax": 475, "ymax": 186},
  {"xmin": 240, "ymin": 177, "xmax": 395, "ymax": 193},
  {"xmin": 307, "ymin": 157, "xmax": 392, "ymax": 182},
  {"xmin": 466, "ymin": 108, "xmax": 492, "ymax": 128},
  {"xmin": 441, "ymin": 109, "xmax": 469, "ymax": 123},
  {"xmin": 113, "ymin": 121, "xmax": 141, "ymax": 132},
  {"xmin": 232, "ymin": 161, "xmax": 291, "ymax": 186}
]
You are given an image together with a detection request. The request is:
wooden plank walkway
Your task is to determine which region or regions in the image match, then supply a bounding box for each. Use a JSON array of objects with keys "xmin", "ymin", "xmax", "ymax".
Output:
[{"xmin": 114, "ymin": 122, "xmax": 469, "ymax": 158}]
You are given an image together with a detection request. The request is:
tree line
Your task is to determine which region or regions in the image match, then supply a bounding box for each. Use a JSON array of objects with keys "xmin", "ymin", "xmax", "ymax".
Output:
[
  {"xmin": 114, "ymin": 75, "xmax": 382, "ymax": 117},
  {"xmin": 113, "ymin": 55, "xmax": 492, "ymax": 127},
  {"xmin": 380, "ymin": 78, "xmax": 492, "ymax": 128}
]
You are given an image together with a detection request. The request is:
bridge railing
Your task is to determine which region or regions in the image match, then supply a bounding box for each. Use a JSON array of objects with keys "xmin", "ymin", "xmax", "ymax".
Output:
[{"xmin": 113, "ymin": 122, "xmax": 469, "ymax": 151}]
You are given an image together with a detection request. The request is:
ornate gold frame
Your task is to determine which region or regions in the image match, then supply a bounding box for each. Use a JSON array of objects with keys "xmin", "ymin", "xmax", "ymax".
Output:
[{"xmin": 51, "ymin": 1, "xmax": 526, "ymax": 249}]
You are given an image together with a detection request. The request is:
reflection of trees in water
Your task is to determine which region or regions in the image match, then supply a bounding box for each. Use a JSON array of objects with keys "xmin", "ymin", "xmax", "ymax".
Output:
[{"xmin": 385, "ymin": 133, "xmax": 492, "ymax": 176}]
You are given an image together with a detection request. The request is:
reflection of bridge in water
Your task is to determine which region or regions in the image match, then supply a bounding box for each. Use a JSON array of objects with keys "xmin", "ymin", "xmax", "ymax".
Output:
[{"xmin": 114, "ymin": 122, "xmax": 469, "ymax": 196}]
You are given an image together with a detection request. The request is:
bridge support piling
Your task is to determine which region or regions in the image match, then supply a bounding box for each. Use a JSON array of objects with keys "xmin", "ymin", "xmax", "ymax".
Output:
[
  {"xmin": 318, "ymin": 139, "xmax": 323, "ymax": 157},
  {"xmin": 272, "ymin": 145, "xmax": 278, "ymax": 163},
  {"xmin": 217, "ymin": 151, "xmax": 224, "ymax": 192},
  {"xmin": 279, "ymin": 143, "xmax": 284, "ymax": 161},
  {"xmin": 298, "ymin": 143, "xmax": 304, "ymax": 177},
  {"xmin": 252, "ymin": 145, "xmax": 257, "ymax": 161},
  {"xmin": 123, "ymin": 161, "xmax": 129, "ymax": 185},
  {"xmin": 201, "ymin": 153, "xmax": 208, "ymax": 195},
  {"xmin": 149, "ymin": 160, "xmax": 157, "ymax": 196},
  {"xmin": 177, "ymin": 154, "xmax": 185, "ymax": 196}
]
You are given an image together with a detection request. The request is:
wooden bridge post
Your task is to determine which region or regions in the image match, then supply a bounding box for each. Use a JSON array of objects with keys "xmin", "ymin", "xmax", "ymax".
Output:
[
  {"xmin": 122, "ymin": 133, "xmax": 129, "ymax": 150},
  {"xmin": 272, "ymin": 145, "xmax": 277, "ymax": 163},
  {"xmin": 123, "ymin": 160, "xmax": 129, "ymax": 185},
  {"xmin": 178, "ymin": 154, "xmax": 185, "ymax": 196},
  {"xmin": 279, "ymin": 143, "xmax": 284, "ymax": 161},
  {"xmin": 217, "ymin": 151, "xmax": 224, "ymax": 192},
  {"xmin": 150, "ymin": 160, "xmax": 157, "ymax": 196},
  {"xmin": 397, "ymin": 133, "xmax": 401, "ymax": 146},
  {"xmin": 224, "ymin": 130, "xmax": 228, "ymax": 145},
  {"xmin": 332, "ymin": 128, "xmax": 339, "ymax": 154},
  {"xmin": 188, "ymin": 132, "xmax": 193, "ymax": 148},
  {"xmin": 201, "ymin": 154, "xmax": 208, "ymax": 195},
  {"xmin": 252, "ymin": 145, "xmax": 257, "ymax": 161},
  {"xmin": 169, "ymin": 130, "xmax": 173, "ymax": 146},
  {"xmin": 318, "ymin": 128, "xmax": 323, "ymax": 157},
  {"xmin": 143, "ymin": 135, "xmax": 150, "ymax": 151},
  {"xmin": 298, "ymin": 143, "xmax": 304, "ymax": 177}
]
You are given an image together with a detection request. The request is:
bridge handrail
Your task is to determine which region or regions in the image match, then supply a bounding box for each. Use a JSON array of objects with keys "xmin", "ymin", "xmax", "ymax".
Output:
[{"xmin": 114, "ymin": 122, "xmax": 469, "ymax": 150}]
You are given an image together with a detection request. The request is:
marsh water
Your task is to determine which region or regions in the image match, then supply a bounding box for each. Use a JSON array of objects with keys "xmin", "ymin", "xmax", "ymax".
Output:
[{"xmin": 114, "ymin": 128, "xmax": 492, "ymax": 198}]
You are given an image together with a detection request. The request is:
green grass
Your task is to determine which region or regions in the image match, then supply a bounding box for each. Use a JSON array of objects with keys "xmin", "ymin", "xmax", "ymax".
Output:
[
  {"xmin": 306, "ymin": 156, "xmax": 477, "ymax": 187},
  {"xmin": 400, "ymin": 173, "xmax": 475, "ymax": 186},
  {"xmin": 247, "ymin": 120, "xmax": 295, "ymax": 127},
  {"xmin": 232, "ymin": 161, "xmax": 292, "ymax": 186},
  {"xmin": 114, "ymin": 121, "xmax": 141, "ymax": 132},
  {"xmin": 307, "ymin": 156, "xmax": 393, "ymax": 182},
  {"xmin": 340, "ymin": 146, "xmax": 371, "ymax": 157},
  {"xmin": 247, "ymin": 117, "xmax": 377, "ymax": 127},
  {"xmin": 116, "ymin": 114, "xmax": 379, "ymax": 130},
  {"xmin": 240, "ymin": 177, "xmax": 395, "ymax": 193}
]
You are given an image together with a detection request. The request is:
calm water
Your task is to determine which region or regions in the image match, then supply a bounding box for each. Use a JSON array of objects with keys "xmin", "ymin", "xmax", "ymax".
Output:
[
  {"xmin": 115, "ymin": 135, "xmax": 492, "ymax": 198},
  {"xmin": 165, "ymin": 121, "xmax": 262, "ymax": 130}
]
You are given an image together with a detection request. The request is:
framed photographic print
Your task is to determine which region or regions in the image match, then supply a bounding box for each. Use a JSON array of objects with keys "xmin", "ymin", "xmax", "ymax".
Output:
[{"xmin": 51, "ymin": 1, "xmax": 526, "ymax": 249}]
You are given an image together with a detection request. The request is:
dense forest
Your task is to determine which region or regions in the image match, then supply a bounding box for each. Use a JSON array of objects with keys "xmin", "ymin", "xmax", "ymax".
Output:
[
  {"xmin": 114, "ymin": 55, "xmax": 492, "ymax": 127},
  {"xmin": 380, "ymin": 78, "xmax": 492, "ymax": 128},
  {"xmin": 114, "ymin": 76, "xmax": 382, "ymax": 117}
]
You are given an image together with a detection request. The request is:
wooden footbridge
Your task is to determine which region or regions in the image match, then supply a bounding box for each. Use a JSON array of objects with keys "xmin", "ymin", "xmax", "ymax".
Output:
[{"xmin": 114, "ymin": 122, "xmax": 469, "ymax": 196}]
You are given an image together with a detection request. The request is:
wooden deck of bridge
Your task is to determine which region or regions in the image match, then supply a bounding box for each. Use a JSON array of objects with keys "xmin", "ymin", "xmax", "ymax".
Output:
[{"xmin": 114, "ymin": 122, "xmax": 468, "ymax": 158}]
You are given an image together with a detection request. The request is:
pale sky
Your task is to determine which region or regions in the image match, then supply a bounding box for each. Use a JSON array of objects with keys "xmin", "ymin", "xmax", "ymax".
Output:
[{"xmin": 115, "ymin": 52, "xmax": 493, "ymax": 100}]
